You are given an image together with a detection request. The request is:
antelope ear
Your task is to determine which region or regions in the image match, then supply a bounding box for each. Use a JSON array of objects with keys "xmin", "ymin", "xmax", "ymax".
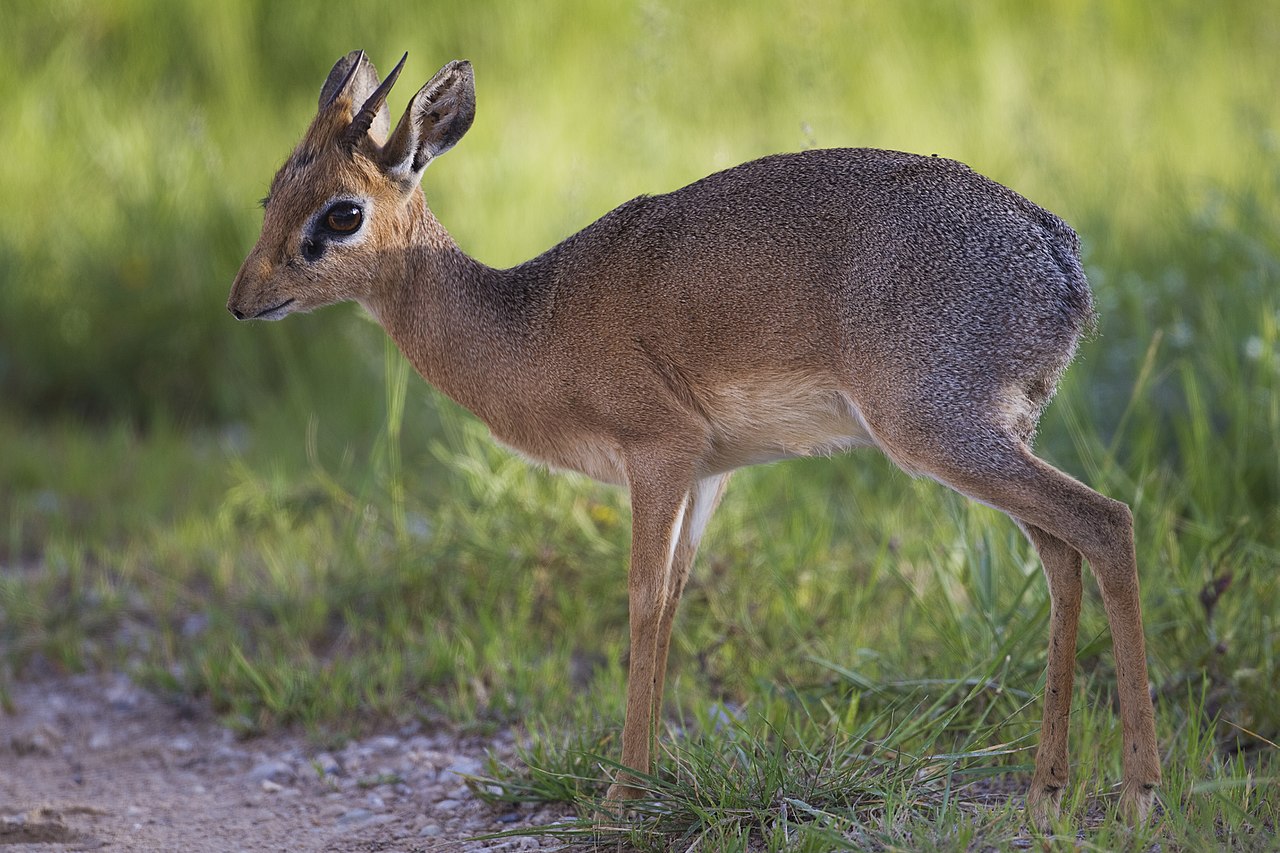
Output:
[
  {"xmin": 380, "ymin": 60, "xmax": 475, "ymax": 185},
  {"xmin": 318, "ymin": 50, "xmax": 397, "ymax": 145}
]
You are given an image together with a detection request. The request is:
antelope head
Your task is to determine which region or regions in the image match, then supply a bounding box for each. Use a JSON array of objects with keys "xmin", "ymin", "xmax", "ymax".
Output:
[{"xmin": 227, "ymin": 51, "xmax": 475, "ymax": 321}]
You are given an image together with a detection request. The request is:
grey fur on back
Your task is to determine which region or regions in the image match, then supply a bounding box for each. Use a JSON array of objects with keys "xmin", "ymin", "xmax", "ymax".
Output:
[{"xmin": 516, "ymin": 148, "xmax": 1093, "ymax": 449}]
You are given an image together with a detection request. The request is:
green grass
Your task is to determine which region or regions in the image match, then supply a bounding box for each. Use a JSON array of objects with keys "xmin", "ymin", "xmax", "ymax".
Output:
[
  {"xmin": 2, "ymin": 1, "xmax": 1279, "ymax": 849},
  {"xmin": 3, "ymin": 372, "xmax": 1276, "ymax": 846}
]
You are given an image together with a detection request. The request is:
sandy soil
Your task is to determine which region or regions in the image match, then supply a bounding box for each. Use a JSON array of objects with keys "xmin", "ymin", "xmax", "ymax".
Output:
[{"xmin": 0, "ymin": 674, "xmax": 576, "ymax": 852}]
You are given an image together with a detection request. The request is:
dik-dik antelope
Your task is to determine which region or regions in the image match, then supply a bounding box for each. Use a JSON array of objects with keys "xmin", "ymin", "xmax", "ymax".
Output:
[{"xmin": 228, "ymin": 51, "xmax": 1160, "ymax": 824}]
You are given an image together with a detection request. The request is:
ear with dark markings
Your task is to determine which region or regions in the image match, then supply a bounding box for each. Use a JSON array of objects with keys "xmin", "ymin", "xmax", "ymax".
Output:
[
  {"xmin": 380, "ymin": 60, "xmax": 476, "ymax": 187},
  {"xmin": 318, "ymin": 50, "xmax": 396, "ymax": 145}
]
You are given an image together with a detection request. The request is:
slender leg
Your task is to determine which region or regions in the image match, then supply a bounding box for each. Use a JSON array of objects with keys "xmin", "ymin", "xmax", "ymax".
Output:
[
  {"xmin": 873, "ymin": 423, "xmax": 1161, "ymax": 824},
  {"xmin": 651, "ymin": 473, "xmax": 732, "ymax": 720},
  {"xmin": 1025, "ymin": 488, "xmax": 1158, "ymax": 823},
  {"xmin": 605, "ymin": 461, "xmax": 692, "ymax": 804},
  {"xmin": 977, "ymin": 458, "xmax": 1158, "ymax": 823},
  {"xmin": 1080, "ymin": 506, "xmax": 1160, "ymax": 824},
  {"xmin": 1023, "ymin": 524, "xmax": 1083, "ymax": 827}
]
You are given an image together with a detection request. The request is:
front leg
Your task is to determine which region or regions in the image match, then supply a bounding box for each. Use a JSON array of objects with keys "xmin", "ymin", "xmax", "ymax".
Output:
[
  {"xmin": 605, "ymin": 460, "xmax": 693, "ymax": 805},
  {"xmin": 651, "ymin": 473, "xmax": 732, "ymax": 721}
]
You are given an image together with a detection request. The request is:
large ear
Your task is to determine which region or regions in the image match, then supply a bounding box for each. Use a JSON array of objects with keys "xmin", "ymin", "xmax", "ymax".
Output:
[
  {"xmin": 318, "ymin": 50, "xmax": 401, "ymax": 145},
  {"xmin": 380, "ymin": 60, "xmax": 475, "ymax": 185}
]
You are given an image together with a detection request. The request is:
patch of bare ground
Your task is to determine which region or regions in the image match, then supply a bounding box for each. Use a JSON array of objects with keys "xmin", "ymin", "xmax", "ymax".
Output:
[{"xmin": 0, "ymin": 674, "xmax": 576, "ymax": 851}]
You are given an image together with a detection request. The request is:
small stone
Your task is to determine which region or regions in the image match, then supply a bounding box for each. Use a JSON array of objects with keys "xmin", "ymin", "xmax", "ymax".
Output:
[
  {"xmin": 10, "ymin": 725, "xmax": 59, "ymax": 756},
  {"xmin": 312, "ymin": 752, "xmax": 342, "ymax": 777},
  {"xmin": 88, "ymin": 730, "xmax": 111, "ymax": 750},
  {"xmin": 170, "ymin": 736, "xmax": 194, "ymax": 753},
  {"xmin": 445, "ymin": 757, "xmax": 481, "ymax": 777},
  {"xmin": 261, "ymin": 779, "xmax": 283, "ymax": 793},
  {"xmin": 705, "ymin": 702, "xmax": 743, "ymax": 732},
  {"xmin": 337, "ymin": 808, "xmax": 374, "ymax": 826},
  {"xmin": 105, "ymin": 678, "xmax": 140, "ymax": 711},
  {"xmin": 419, "ymin": 823, "xmax": 442, "ymax": 837},
  {"xmin": 249, "ymin": 760, "xmax": 295, "ymax": 784},
  {"xmin": 181, "ymin": 613, "xmax": 209, "ymax": 638},
  {"xmin": 435, "ymin": 798, "xmax": 462, "ymax": 812}
]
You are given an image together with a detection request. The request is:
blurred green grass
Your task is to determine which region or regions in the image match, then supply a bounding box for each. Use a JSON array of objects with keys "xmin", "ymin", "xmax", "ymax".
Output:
[
  {"xmin": 1, "ymin": 1, "xmax": 1278, "ymax": 847},
  {"xmin": 2, "ymin": 0, "xmax": 1276, "ymax": 426}
]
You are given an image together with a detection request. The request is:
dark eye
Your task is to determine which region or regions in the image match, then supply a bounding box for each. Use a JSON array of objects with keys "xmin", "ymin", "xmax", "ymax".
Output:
[{"xmin": 324, "ymin": 203, "xmax": 362, "ymax": 234}]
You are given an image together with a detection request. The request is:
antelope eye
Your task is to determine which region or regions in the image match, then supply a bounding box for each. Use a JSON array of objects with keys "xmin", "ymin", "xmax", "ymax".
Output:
[{"xmin": 324, "ymin": 203, "xmax": 362, "ymax": 234}]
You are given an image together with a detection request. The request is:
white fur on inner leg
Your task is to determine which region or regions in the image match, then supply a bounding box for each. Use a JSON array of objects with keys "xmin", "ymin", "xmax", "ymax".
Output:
[
  {"xmin": 662, "ymin": 493, "xmax": 689, "ymax": 601},
  {"xmin": 685, "ymin": 474, "xmax": 727, "ymax": 552}
]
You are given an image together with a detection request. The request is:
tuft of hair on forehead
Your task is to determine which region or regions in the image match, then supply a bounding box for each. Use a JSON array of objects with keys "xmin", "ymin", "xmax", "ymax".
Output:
[
  {"xmin": 263, "ymin": 112, "xmax": 362, "ymax": 203},
  {"xmin": 299, "ymin": 102, "xmax": 356, "ymax": 154},
  {"xmin": 263, "ymin": 128, "xmax": 389, "ymax": 212}
]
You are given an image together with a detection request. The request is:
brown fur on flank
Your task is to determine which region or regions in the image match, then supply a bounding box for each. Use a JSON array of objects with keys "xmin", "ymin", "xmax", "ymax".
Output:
[{"xmin": 229, "ymin": 52, "xmax": 1160, "ymax": 825}]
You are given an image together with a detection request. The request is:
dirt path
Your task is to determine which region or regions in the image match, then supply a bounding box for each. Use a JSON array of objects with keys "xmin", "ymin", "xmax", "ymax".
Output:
[{"xmin": 0, "ymin": 674, "xmax": 575, "ymax": 851}]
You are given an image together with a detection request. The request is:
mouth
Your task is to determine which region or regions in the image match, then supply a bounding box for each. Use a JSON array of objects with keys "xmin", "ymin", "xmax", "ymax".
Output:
[{"xmin": 253, "ymin": 298, "xmax": 296, "ymax": 320}]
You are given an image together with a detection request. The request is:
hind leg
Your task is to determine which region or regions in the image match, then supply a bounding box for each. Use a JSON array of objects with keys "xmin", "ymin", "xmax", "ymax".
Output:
[
  {"xmin": 1023, "ymin": 524, "xmax": 1083, "ymax": 827},
  {"xmin": 870, "ymin": 418, "xmax": 1160, "ymax": 823}
]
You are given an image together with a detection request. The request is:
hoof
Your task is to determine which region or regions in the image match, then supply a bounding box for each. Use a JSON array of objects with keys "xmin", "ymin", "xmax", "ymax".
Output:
[
  {"xmin": 1025, "ymin": 783, "xmax": 1063, "ymax": 831},
  {"xmin": 594, "ymin": 780, "xmax": 643, "ymax": 826},
  {"xmin": 1118, "ymin": 783, "xmax": 1157, "ymax": 826}
]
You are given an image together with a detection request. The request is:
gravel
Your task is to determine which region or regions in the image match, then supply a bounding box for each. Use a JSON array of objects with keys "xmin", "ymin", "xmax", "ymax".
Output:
[{"xmin": 0, "ymin": 673, "xmax": 582, "ymax": 851}]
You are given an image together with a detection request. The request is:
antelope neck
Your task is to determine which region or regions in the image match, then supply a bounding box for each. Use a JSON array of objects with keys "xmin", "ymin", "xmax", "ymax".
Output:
[{"xmin": 362, "ymin": 201, "xmax": 551, "ymax": 432}]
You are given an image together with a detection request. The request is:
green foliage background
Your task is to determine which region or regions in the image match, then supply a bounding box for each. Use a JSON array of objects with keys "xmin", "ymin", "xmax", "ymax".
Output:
[
  {"xmin": 0, "ymin": 1, "xmax": 1277, "ymax": 846},
  {"xmin": 2, "ymin": 1, "xmax": 1275, "ymax": 430}
]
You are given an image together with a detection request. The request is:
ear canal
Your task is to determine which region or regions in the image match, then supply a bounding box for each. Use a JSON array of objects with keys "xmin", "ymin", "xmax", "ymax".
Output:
[
  {"xmin": 380, "ymin": 60, "xmax": 476, "ymax": 184},
  {"xmin": 345, "ymin": 52, "xmax": 408, "ymax": 147}
]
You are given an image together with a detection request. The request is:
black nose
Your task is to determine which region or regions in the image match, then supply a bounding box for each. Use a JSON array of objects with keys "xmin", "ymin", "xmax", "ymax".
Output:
[{"xmin": 229, "ymin": 305, "xmax": 245, "ymax": 320}]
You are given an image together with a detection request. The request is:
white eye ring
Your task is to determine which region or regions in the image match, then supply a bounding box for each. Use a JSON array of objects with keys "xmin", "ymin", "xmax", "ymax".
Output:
[{"xmin": 308, "ymin": 195, "xmax": 374, "ymax": 244}]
